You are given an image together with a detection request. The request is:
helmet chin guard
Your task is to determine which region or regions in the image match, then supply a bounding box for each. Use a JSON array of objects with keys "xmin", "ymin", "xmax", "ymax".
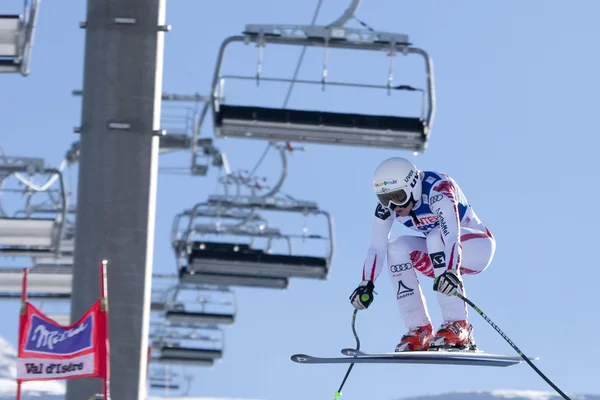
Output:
[{"xmin": 373, "ymin": 157, "xmax": 422, "ymax": 209}]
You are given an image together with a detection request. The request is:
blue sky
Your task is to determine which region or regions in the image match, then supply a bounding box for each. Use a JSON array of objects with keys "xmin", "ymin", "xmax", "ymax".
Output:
[{"xmin": 1, "ymin": 0, "xmax": 599, "ymax": 399}]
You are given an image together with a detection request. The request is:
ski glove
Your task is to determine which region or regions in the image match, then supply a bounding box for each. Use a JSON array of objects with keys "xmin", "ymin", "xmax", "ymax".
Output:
[
  {"xmin": 349, "ymin": 280, "xmax": 375, "ymax": 310},
  {"xmin": 433, "ymin": 269, "xmax": 462, "ymax": 296}
]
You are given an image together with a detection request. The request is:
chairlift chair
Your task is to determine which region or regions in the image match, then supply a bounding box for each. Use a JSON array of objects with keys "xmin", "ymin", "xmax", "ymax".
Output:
[
  {"xmin": 173, "ymin": 194, "xmax": 335, "ymax": 287},
  {"xmin": 152, "ymin": 356, "xmax": 215, "ymax": 367},
  {"xmin": 165, "ymin": 304, "xmax": 235, "ymax": 326},
  {"xmin": 149, "ymin": 370, "xmax": 179, "ymax": 383},
  {"xmin": 179, "ymin": 267, "xmax": 289, "ymax": 290},
  {"xmin": 160, "ymin": 345, "xmax": 223, "ymax": 361},
  {"xmin": 209, "ymin": 15, "xmax": 436, "ymax": 151},
  {"xmin": 153, "ymin": 337, "xmax": 223, "ymax": 364},
  {"xmin": 186, "ymin": 240, "xmax": 329, "ymax": 280},
  {"xmin": 0, "ymin": 266, "xmax": 72, "ymax": 300},
  {"xmin": 150, "ymin": 382, "xmax": 180, "ymax": 390},
  {"xmin": 0, "ymin": 157, "xmax": 70, "ymax": 258},
  {"xmin": 151, "ymin": 300, "xmax": 236, "ymax": 326},
  {"xmin": 151, "ymin": 277, "xmax": 237, "ymax": 325},
  {"xmin": 0, "ymin": 0, "xmax": 40, "ymax": 75}
]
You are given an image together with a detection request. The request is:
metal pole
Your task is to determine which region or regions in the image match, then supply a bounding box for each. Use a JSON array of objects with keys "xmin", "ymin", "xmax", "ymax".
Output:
[{"xmin": 66, "ymin": 0, "xmax": 166, "ymax": 399}]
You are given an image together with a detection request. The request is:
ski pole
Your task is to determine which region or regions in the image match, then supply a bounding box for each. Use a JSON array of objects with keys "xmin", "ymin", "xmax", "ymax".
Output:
[
  {"xmin": 453, "ymin": 291, "xmax": 571, "ymax": 400},
  {"xmin": 334, "ymin": 309, "xmax": 359, "ymax": 399}
]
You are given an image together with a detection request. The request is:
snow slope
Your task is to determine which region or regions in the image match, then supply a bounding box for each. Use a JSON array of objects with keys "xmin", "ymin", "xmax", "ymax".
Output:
[{"xmin": 0, "ymin": 336, "xmax": 65, "ymax": 399}]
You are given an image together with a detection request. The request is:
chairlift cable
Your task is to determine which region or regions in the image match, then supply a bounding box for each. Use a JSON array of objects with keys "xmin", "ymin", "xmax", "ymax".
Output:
[
  {"xmin": 351, "ymin": 16, "xmax": 377, "ymax": 34},
  {"xmin": 282, "ymin": 0, "xmax": 325, "ymax": 108},
  {"xmin": 248, "ymin": 0, "xmax": 324, "ymax": 181}
]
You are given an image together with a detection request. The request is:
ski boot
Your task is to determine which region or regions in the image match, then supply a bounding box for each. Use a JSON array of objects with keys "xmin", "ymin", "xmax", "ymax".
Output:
[
  {"xmin": 428, "ymin": 320, "xmax": 478, "ymax": 351},
  {"xmin": 395, "ymin": 323, "xmax": 434, "ymax": 352}
]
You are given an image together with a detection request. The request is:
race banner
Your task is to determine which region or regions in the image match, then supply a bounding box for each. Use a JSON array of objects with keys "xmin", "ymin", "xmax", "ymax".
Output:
[
  {"xmin": 15, "ymin": 261, "xmax": 111, "ymax": 400},
  {"xmin": 16, "ymin": 300, "xmax": 105, "ymax": 380}
]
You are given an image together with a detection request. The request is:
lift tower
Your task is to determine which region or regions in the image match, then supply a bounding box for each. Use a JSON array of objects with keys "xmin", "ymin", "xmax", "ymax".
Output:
[{"xmin": 66, "ymin": 1, "xmax": 167, "ymax": 399}]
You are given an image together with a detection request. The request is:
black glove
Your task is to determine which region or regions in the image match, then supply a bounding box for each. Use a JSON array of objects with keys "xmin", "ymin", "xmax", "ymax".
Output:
[
  {"xmin": 349, "ymin": 280, "xmax": 375, "ymax": 310},
  {"xmin": 433, "ymin": 269, "xmax": 462, "ymax": 296}
]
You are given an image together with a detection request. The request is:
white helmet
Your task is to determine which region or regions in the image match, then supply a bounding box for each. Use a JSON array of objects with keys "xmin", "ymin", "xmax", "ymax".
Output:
[{"xmin": 373, "ymin": 157, "xmax": 422, "ymax": 208}]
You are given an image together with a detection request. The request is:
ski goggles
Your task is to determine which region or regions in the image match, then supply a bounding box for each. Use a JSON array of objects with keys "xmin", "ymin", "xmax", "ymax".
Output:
[{"xmin": 377, "ymin": 187, "xmax": 411, "ymax": 209}]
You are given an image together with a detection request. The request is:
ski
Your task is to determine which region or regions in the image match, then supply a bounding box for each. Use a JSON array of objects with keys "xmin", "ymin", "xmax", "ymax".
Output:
[
  {"xmin": 340, "ymin": 347, "xmax": 485, "ymax": 356},
  {"xmin": 339, "ymin": 347, "xmax": 536, "ymax": 366},
  {"xmin": 291, "ymin": 349, "xmax": 532, "ymax": 367}
]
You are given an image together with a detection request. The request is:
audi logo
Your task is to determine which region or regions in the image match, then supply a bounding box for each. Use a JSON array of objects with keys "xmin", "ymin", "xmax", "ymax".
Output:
[
  {"xmin": 429, "ymin": 194, "xmax": 443, "ymax": 204},
  {"xmin": 390, "ymin": 263, "xmax": 412, "ymax": 273}
]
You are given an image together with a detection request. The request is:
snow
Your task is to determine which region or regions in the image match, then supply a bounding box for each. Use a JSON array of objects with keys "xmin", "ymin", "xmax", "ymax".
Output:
[{"xmin": 0, "ymin": 336, "xmax": 65, "ymax": 399}]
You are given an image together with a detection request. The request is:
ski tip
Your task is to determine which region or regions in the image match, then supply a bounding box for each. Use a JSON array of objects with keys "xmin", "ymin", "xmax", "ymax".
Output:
[{"xmin": 333, "ymin": 390, "xmax": 342, "ymax": 399}]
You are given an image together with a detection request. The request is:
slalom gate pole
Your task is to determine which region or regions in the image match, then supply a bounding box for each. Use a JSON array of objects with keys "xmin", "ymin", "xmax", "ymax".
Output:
[
  {"xmin": 453, "ymin": 291, "xmax": 571, "ymax": 400},
  {"xmin": 334, "ymin": 309, "xmax": 359, "ymax": 399}
]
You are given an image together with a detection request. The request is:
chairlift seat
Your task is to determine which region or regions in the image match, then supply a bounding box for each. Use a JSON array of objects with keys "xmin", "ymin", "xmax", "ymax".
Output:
[
  {"xmin": 179, "ymin": 267, "xmax": 289, "ymax": 289},
  {"xmin": 160, "ymin": 345, "xmax": 222, "ymax": 360},
  {"xmin": 0, "ymin": 292, "xmax": 70, "ymax": 300},
  {"xmin": 0, "ymin": 15, "xmax": 20, "ymax": 72},
  {"xmin": 153, "ymin": 355, "xmax": 214, "ymax": 367},
  {"xmin": 165, "ymin": 310, "xmax": 235, "ymax": 325},
  {"xmin": 0, "ymin": 217, "xmax": 56, "ymax": 248},
  {"xmin": 0, "ymin": 268, "xmax": 72, "ymax": 296},
  {"xmin": 0, "ymin": 58, "xmax": 19, "ymax": 71},
  {"xmin": 214, "ymin": 104, "xmax": 428, "ymax": 151},
  {"xmin": 187, "ymin": 241, "xmax": 329, "ymax": 279},
  {"xmin": 150, "ymin": 383, "xmax": 180, "ymax": 390}
]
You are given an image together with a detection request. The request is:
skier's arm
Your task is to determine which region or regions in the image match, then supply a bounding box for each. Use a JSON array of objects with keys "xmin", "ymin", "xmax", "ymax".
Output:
[
  {"xmin": 429, "ymin": 180, "xmax": 462, "ymax": 271},
  {"xmin": 361, "ymin": 203, "xmax": 394, "ymax": 282},
  {"xmin": 350, "ymin": 203, "xmax": 393, "ymax": 310}
]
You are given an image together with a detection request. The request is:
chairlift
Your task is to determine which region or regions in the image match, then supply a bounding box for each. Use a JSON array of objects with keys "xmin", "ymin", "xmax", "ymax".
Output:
[
  {"xmin": 151, "ymin": 277, "xmax": 237, "ymax": 326},
  {"xmin": 0, "ymin": 156, "xmax": 71, "ymax": 259},
  {"xmin": 152, "ymin": 356, "xmax": 215, "ymax": 367},
  {"xmin": 68, "ymin": 91, "xmax": 221, "ymax": 176},
  {"xmin": 152, "ymin": 336, "xmax": 223, "ymax": 366},
  {"xmin": 165, "ymin": 303, "xmax": 235, "ymax": 326},
  {"xmin": 179, "ymin": 267, "xmax": 289, "ymax": 289},
  {"xmin": 0, "ymin": 266, "xmax": 72, "ymax": 299},
  {"xmin": 32, "ymin": 254, "xmax": 74, "ymax": 268},
  {"xmin": 150, "ymin": 318, "xmax": 225, "ymax": 343},
  {"xmin": 150, "ymin": 382, "xmax": 180, "ymax": 390},
  {"xmin": 65, "ymin": 134, "xmax": 218, "ymax": 176},
  {"xmin": 173, "ymin": 194, "xmax": 334, "ymax": 283},
  {"xmin": 168, "ymin": 309, "xmax": 231, "ymax": 327},
  {"xmin": 149, "ymin": 342, "xmax": 216, "ymax": 367},
  {"xmin": 152, "ymin": 300, "xmax": 236, "ymax": 326},
  {"xmin": 208, "ymin": 0, "xmax": 436, "ymax": 152},
  {"xmin": 0, "ymin": 0, "xmax": 39, "ymax": 75},
  {"xmin": 160, "ymin": 345, "xmax": 223, "ymax": 361},
  {"xmin": 149, "ymin": 370, "xmax": 179, "ymax": 383}
]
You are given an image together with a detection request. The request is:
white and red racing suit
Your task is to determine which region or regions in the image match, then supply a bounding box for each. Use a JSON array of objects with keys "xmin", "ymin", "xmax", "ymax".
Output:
[{"xmin": 361, "ymin": 171, "xmax": 496, "ymax": 329}]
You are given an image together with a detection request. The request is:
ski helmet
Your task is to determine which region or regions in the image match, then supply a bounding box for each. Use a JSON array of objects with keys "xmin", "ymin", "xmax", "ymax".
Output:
[{"xmin": 373, "ymin": 157, "xmax": 422, "ymax": 208}]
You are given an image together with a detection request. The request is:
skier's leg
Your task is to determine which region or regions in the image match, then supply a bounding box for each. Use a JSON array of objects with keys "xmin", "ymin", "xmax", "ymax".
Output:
[
  {"xmin": 386, "ymin": 235, "xmax": 434, "ymax": 351},
  {"xmin": 426, "ymin": 225, "xmax": 496, "ymax": 349},
  {"xmin": 427, "ymin": 226, "xmax": 495, "ymax": 321}
]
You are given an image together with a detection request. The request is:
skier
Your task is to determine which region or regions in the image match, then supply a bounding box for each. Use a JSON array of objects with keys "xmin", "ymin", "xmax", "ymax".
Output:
[{"xmin": 349, "ymin": 157, "xmax": 496, "ymax": 352}]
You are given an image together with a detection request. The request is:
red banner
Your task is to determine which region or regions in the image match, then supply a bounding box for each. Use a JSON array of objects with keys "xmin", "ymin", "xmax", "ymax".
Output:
[
  {"xmin": 17, "ymin": 300, "xmax": 108, "ymax": 381},
  {"xmin": 15, "ymin": 261, "xmax": 111, "ymax": 399}
]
